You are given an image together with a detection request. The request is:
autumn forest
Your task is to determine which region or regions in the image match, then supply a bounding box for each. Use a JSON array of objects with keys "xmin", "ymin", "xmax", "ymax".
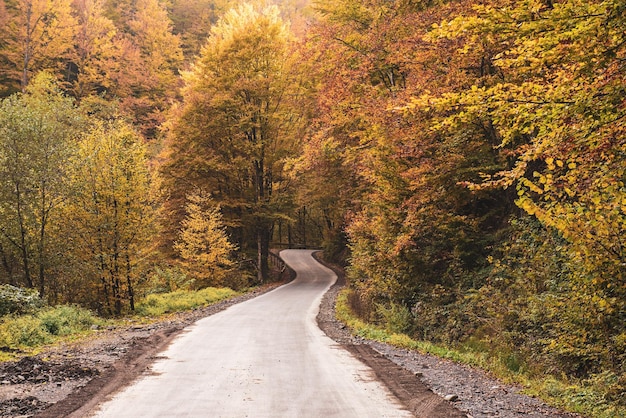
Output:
[{"xmin": 0, "ymin": 0, "xmax": 624, "ymax": 414}]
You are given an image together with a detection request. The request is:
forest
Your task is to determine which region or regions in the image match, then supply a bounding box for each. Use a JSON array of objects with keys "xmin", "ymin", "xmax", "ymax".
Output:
[{"xmin": 0, "ymin": 0, "xmax": 624, "ymax": 414}]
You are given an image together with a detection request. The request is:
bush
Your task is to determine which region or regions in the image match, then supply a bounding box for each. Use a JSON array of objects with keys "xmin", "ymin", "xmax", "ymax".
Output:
[
  {"xmin": 145, "ymin": 266, "xmax": 195, "ymax": 294},
  {"xmin": 0, "ymin": 316, "xmax": 50, "ymax": 347},
  {"xmin": 0, "ymin": 285, "xmax": 43, "ymax": 316},
  {"xmin": 0, "ymin": 305, "xmax": 101, "ymax": 349},
  {"xmin": 375, "ymin": 302, "xmax": 413, "ymax": 334},
  {"xmin": 37, "ymin": 305, "xmax": 101, "ymax": 336}
]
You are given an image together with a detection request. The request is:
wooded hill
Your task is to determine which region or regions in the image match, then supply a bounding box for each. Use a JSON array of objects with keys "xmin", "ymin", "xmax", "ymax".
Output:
[{"xmin": 0, "ymin": 0, "xmax": 624, "ymax": 413}]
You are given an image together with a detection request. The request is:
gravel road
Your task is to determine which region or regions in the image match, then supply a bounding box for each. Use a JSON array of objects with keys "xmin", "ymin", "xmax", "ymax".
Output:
[{"xmin": 0, "ymin": 250, "xmax": 583, "ymax": 418}]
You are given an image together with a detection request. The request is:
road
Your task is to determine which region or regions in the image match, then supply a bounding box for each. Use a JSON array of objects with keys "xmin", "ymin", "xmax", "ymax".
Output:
[{"xmin": 90, "ymin": 249, "xmax": 413, "ymax": 417}]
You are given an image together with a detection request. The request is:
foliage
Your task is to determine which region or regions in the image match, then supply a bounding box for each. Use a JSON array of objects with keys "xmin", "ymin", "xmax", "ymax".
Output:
[
  {"xmin": 0, "ymin": 0, "xmax": 76, "ymax": 90},
  {"xmin": 337, "ymin": 288, "xmax": 626, "ymax": 418},
  {"xmin": 306, "ymin": 0, "xmax": 625, "ymax": 411},
  {"xmin": 0, "ymin": 73, "xmax": 83, "ymax": 297},
  {"xmin": 161, "ymin": 2, "xmax": 305, "ymax": 281},
  {"xmin": 0, "ymin": 284, "xmax": 43, "ymax": 316},
  {"xmin": 62, "ymin": 118, "xmax": 159, "ymax": 315},
  {"xmin": 174, "ymin": 192, "xmax": 237, "ymax": 287},
  {"xmin": 0, "ymin": 304, "xmax": 101, "ymax": 348},
  {"xmin": 0, "ymin": 316, "xmax": 50, "ymax": 347},
  {"xmin": 135, "ymin": 286, "xmax": 238, "ymax": 316},
  {"xmin": 37, "ymin": 305, "xmax": 102, "ymax": 336},
  {"xmin": 144, "ymin": 265, "xmax": 195, "ymax": 294}
]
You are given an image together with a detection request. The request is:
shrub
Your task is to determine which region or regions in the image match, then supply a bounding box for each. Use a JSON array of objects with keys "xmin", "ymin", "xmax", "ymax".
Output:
[
  {"xmin": 375, "ymin": 302, "xmax": 413, "ymax": 334},
  {"xmin": 37, "ymin": 305, "xmax": 101, "ymax": 336},
  {"xmin": 0, "ymin": 316, "xmax": 50, "ymax": 347},
  {"xmin": 0, "ymin": 285, "xmax": 43, "ymax": 316},
  {"xmin": 0, "ymin": 305, "xmax": 101, "ymax": 349}
]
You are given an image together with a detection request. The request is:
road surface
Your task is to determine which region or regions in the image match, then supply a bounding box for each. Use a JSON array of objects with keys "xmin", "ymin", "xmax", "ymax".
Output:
[{"xmin": 90, "ymin": 249, "xmax": 413, "ymax": 417}]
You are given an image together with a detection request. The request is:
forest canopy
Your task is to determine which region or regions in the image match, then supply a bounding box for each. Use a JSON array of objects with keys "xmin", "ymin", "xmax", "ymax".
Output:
[{"xmin": 0, "ymin": 0, "xmax": 624, "ymax": 412}]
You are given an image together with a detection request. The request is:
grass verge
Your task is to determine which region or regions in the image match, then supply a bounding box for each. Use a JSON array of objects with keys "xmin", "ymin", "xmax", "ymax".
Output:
[
  {"xmin": 0, "ymin": 286, "xmax": 242, "ymax": 360},
  {"xmin": 135, "ymin": 287, "xmax": 239, "ymax": 317},
  {"xmin": 0, "ymin": 305, "xmax": 105, "ymax": 360},
  {"xmin": 335, "ymin": 289, "xmax": 624, "ymax": 418}
]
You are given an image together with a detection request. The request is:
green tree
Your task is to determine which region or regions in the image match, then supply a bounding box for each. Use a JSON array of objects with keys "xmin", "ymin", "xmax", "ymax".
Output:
[{"xmin": 0, "ymin": 72, "xmax": 81, "ymax": 296}]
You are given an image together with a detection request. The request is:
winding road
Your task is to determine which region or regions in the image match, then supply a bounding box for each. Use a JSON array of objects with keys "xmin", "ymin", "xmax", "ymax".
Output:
[{"xmin": 90, "ymin": 249, "xmax": 413, "ymax": 417}]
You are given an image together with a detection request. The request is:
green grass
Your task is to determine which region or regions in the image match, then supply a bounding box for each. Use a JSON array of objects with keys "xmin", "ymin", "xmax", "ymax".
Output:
[
  {"xmin": 335, "ymin": 289, "xmax": 625, "ymax": 418},
  {"xmin": 0, "ymin": 286, "xmax": 242, "ymax": 360},
  {"xmin": 0, "ymin": 305, "xmax": 104, "ymax": 356},
  {"xmin": 135, "ymin": 287, "xmax": 239, "ymax": 317}
]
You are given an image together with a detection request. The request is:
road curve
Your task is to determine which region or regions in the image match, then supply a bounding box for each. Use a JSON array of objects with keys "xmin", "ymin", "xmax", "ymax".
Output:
[{"xmin": 90, "ymin": 249, "xmax": 413, "ymax": 418}]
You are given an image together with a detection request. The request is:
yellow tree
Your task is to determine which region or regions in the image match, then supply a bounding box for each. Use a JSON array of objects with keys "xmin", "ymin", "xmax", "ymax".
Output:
[
  {"xmin": 113, "ymin": 0, "xmax": 183, "ymax": 138},
  {"xmin": 163, "ymin": 3, "xmax": 303, "ymax": 282},
  {"xmin": 0, "ymin": 73, "xmax": 81, "ymax": 296},
  {"xmin": 1, "ymin": 0, "xmax": 76, "ymax": 90},
  {"xmin": 67, "ymin": 0, "xmax": 119, "ymax": 99},
  {"xmin": 402, "ymin": 0, "xmax": 626, "ymax": 376},
  {"xmin": 63, "ymin": 119, "xmax": 158, "ymax": 315},
  {"xmin": 174, "ymin": 192, "xmax": 236, "ymax": 287}
]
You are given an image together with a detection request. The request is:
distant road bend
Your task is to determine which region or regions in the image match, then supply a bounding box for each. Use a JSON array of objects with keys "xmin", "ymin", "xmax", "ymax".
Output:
[{"xmin": 90, "ymin": 249, "xmax": 413, "ymax": 417}]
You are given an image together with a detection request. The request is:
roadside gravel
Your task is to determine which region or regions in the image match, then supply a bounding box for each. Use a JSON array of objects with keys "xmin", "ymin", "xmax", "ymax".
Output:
[{"xmin": 315, "ymin": 255, "xmax": 582, "ymax": 418}]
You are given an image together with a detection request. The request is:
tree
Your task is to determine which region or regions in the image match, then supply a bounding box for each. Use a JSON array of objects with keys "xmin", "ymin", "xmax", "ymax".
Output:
[
  {"xmin": 66, "ymin": 0, "xmax": 119, "ymax": 99},
  {"xmin": 401, "ymin": 0, "xmax": 626, "ymax": 379},
  {"xmin": 174, "ymin": 192, "xmax": 236, "ymax": 287},
  {"xmin": 0, "ymin": 0, "xmax": 76, "ymax": 90},
  {"xmin": 63, "ymin": 118, "xmax": 158, "ymax": 315},
  {"xmin": 169, "ymin": 0, "xmax": 231, "ymax": 61},
  {"xmin": 0, "ymin": 72, "xmax": 81, "ymax": 296},
  {"xmin": 163, "ymin": 3, "xmax": 303, "ymax": 282},
  {"xmin": 109, "ymin": 0, "xmax": 183, "ymax": 138}
]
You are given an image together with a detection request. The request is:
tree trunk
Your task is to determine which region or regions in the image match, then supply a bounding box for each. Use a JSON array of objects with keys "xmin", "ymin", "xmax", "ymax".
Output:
[
  {"xmin": 15, "ymin": 182, "xmax": 33, "ymax": 288},
  {"xmin": 126, "ymin": 252, "xmax": 134, "ymax": 311},
  {"xmin": 0, "ymin": 243, "xmax": 15, "ymax": 285}
]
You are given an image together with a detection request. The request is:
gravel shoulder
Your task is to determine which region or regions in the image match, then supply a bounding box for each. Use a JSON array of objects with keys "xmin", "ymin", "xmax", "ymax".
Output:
[
  {"xmin": 314, "ymin": 254, "xmax": 582, "ymax": 418},
  {"xmin": 0, "ymin": 255, "xmax": 583, "ymax": 418}
]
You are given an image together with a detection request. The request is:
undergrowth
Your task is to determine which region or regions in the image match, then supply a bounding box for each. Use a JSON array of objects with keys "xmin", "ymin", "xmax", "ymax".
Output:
[
  {"xmin": 335, "ymin": 289, "xmax": 625, "ymax": 418},
  {"xmin": 0, "ymin": 305, "xmax": 103, "ymax": 355},
  {"xmin": 134, "ymin": 287, "xmax": 239, "ymax": 316},
  {"xmin": 0, "ymin": 286, "xmax": 242, "ymax": 359}
]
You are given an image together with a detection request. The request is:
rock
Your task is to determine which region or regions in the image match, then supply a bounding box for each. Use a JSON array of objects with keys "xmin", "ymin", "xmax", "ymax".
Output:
[{"xmin": 444, "ymin": 394, "xmax": 459, "ymax": 402}]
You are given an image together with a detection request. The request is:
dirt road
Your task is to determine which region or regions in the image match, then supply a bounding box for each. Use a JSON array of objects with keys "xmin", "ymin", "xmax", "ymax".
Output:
[{"xmin": 86, "ymin": 249, "xmax": 432, "ymax": 417}]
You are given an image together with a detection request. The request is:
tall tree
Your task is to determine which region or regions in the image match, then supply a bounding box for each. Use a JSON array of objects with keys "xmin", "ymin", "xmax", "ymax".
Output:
[
  {"xmin": 0, "ymin": 72, "xmax": 81, "ymax": 296},
  {"xmin": 67, "ymin": 0, "xmax": 119, "ymax": 99},
  {"xmin": 113, "ymin": 0, "xmax": 183, "ymax": 138},
  {"xmin": 62, "ymin": 118, "xmax": 159, "ymax": 314},
  {"xmin": 0, "ymin": 0, "xmax": 76, "ymax": 91},
  {"xmin": 163, "ymin": 3, "xmax": 303, "ymax": 282}
]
